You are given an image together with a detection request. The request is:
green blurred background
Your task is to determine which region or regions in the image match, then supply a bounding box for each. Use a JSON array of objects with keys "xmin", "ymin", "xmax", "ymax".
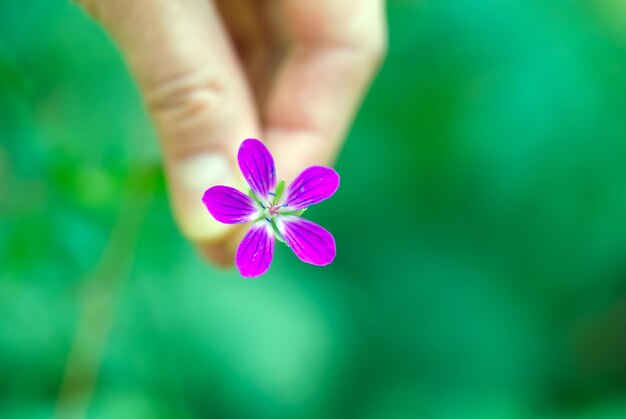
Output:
[{"xmin": 3, "ymin": 0, "xmax": 626, "ymax": 418}]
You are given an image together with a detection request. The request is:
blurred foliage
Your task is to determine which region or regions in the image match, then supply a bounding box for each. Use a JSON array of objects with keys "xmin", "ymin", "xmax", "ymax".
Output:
[{"xmin": 2, "ymin": 0, "xmax": 626, "ymax": 418}]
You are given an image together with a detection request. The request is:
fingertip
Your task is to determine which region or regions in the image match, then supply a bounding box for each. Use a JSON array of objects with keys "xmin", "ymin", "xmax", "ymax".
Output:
[
  {"xmin": 196, "ymin": 224, "xmax": 247, "ymax": 269},
  {"xmin": 170, "ymin": 152, "xmax": 247, "ymax": 242},
  {"xmin": 198, "ymin": 243, "xmax": 235, "ymax": 268}
]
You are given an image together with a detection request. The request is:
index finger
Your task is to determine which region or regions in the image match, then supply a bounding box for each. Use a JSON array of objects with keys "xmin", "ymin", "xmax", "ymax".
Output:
[
  {"xmin": 78, "ymin": 0, "xmax": 260, "ymax": 256},
  {"xmin": 265, "ymin": 0, "xmax": 387, "ymax": 181}
]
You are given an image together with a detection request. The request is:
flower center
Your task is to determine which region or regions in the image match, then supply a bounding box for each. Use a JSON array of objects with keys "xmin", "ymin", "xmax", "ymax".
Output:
[
  {"xmin": 268, "ymin": 205, "xmax": 281, "ymax": 216},
  {"xmin": 256, "ymin": 187, "xmax": 289, "ymax": 222},
  {"xmin": 259, "ymin": 201, "xmax": 283, "ymax": 221}
]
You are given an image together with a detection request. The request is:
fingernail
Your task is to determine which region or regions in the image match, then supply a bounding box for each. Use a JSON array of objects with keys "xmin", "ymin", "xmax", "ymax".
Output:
[{"xmin": 174, "ymin": 152, "xmax": 239, "ymax": 242}]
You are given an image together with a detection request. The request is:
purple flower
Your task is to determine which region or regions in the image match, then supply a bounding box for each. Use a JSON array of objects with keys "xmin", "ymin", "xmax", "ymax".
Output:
[{"xmin": 202, "ymin": 138, "xmax": 340, "ymax": 278}]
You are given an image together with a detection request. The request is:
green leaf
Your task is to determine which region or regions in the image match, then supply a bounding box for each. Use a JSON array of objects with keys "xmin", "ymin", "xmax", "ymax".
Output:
[
  {"xmin": 248, "ymin": 188, "xmax": 263, "ymax": 207},
  {"xmin": 273, "ymin": 180, "xmax": 286, "ymax": 205},
  {"xmin": 270, "ymin": 219, "xmax": 286, "ymax": 243},
  {"xmin": 281, "ymin": 208, "xmax": 307, "ymax": 217}
]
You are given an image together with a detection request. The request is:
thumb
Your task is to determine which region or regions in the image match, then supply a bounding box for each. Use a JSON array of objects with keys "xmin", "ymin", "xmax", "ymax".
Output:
[{"xmin": 81, "ymin": 0, "xmax": 259, "ymax": 246}]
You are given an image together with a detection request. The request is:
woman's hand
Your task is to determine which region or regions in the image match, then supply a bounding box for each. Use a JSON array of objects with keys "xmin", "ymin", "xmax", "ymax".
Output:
[{"xmin": 77, "ymin": 0, "xmax": 387, "ymax": 266}]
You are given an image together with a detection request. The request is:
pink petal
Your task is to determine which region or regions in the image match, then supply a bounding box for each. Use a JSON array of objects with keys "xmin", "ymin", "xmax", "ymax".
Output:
[
  {"xmin": 236, "ymin": 220, "xmax": 275, "ymax": 277},
  {"xmin": 277, "ymin": 216, "xmax": 336, "ymax": 266},
  {"xmin": 202, "ymin": 186, "xmax": 259, "ymax": 224},
  {"xmin": 284, "ymin": 166, "xmax": 340, "ymax": 210},
  {"xmin": 238, "ymin": 138, "xmax": 276, "ymax": 202}
]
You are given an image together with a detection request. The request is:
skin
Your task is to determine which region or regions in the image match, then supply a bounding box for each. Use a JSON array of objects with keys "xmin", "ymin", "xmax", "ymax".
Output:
[{"xmin": 75, "ymin": 0, "xmax": 387, "ymax": 266}]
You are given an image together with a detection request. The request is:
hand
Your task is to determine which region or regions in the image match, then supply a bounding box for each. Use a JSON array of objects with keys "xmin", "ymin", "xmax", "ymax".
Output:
[{"xmin": 77, "ymin": 0, "xmax": 387, "ymax": 266}]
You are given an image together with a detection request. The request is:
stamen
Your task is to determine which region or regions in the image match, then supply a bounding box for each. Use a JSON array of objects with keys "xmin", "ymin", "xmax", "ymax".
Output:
[
  {"xmin": 260, "ymin": 202, "xmax": 266, "ymax": 209},
  {"xmin": 265, "ymin": 217, "xmax": 272, "ymax": 223},
  {"xmin": 268, "ymin": 192, "xmax": 276, "ymax": 196}
]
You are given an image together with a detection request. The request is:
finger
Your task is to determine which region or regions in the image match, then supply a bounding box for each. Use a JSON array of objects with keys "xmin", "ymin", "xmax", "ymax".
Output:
[
  {"xmin": 265, "ymin": 0, "xmax": 387, "ymax": 181},
  {"xmin": 198, "ymin": 224, "xmax": 247, "ymax": 267},
  {"xmin": 79, "ymin": 0, "xmax": 260, "ymax": 248},
  {"xmin": 215, "ymin": 0, "xmax": 287, "ymax": 110}
]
